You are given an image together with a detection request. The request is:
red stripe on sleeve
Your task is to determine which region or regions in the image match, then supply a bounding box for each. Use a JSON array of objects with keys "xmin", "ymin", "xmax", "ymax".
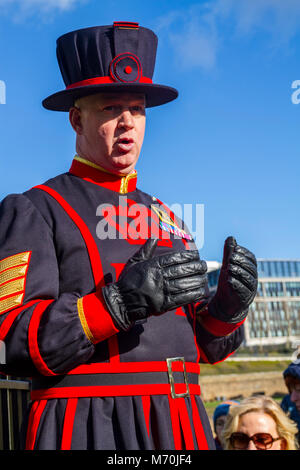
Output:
[
  {"xmin": 28, "ymin": 300, "xmax": 57, "ymax": 376},
  {"xmin": 200, "ymin": 312, "xmax": 246, "ymax": 337},
  {"xmin": 0, "ymin": 300, "xmax": 40, "ymax": 341}
]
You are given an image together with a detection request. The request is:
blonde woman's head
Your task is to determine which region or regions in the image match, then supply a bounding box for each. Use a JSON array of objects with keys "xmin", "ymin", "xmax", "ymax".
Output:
[{"xmin": 222, "ymin": 395, "xmax": 298, "ymax": 450}]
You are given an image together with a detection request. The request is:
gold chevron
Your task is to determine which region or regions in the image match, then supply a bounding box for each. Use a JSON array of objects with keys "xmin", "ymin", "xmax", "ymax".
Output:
[
  {"xmin": 0, "ymin": 278, "xmax": 25, "ymax": 299},
  {"xmin": 0, "ymin": 265, "xmax": 27, "ymax": 286},
  {"xmin": 0, "ymin": 294, "xmax": 24, "ymax": 315},
  {"xmin": 0, "ymin": 252, "xmax": 30, "ymax": 274}
]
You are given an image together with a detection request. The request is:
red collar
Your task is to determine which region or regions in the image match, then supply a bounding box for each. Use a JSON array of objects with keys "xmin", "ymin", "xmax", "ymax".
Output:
[{"xmin": 69, "ymin": 156, "xmax": 137, "ymax": 194}]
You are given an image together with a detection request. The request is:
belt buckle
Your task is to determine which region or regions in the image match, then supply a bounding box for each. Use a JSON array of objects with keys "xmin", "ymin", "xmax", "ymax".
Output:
[{"xmin": 166, "ymin": 357, "xmax": 190, "ymax": 399}]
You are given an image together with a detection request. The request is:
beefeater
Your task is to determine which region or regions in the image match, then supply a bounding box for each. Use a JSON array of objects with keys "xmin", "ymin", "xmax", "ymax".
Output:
[{"xmin": 0, "ymin": 21, "xmax": 258, "ymax": 450}]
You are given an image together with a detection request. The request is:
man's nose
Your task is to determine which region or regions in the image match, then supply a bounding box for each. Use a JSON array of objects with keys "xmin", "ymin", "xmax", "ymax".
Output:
[{"xmin": 118, "ymin": 108, "xmax": 134, "ymax": 129}]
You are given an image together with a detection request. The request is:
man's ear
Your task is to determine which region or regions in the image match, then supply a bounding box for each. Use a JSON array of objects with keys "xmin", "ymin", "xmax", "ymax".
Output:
[{"xmin": 69, "ymin": 106, "xmax": 83, "ymax": 134}]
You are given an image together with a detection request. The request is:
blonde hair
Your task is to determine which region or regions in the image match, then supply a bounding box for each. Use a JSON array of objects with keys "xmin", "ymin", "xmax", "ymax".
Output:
[{"xmin": 222, "ymin": 395, "xmax": 299, "ymax": 450}]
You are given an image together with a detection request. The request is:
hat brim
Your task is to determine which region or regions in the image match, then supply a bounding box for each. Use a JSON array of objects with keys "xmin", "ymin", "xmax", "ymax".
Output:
[{"xmin": 42, "ymin": 83, "xmax": 178, "ymax": 111}]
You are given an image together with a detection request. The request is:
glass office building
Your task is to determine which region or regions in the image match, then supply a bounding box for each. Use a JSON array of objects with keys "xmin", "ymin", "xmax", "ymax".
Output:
[{"xmin": 207, "ymin": 259, "xmax": 300, "ymax": 348}]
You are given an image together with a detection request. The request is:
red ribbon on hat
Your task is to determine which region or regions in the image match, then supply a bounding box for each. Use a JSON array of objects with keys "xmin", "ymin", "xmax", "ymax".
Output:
[{"xmin": 66, "ymin": 75, "xmax": 152, "ymax": 90}]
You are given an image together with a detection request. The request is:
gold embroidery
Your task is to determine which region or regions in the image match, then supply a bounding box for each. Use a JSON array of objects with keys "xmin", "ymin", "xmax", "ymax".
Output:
[
  {"xmin": 0, "ymin": 252, "xmax": 30, "ymax": 274},
  {"xmin": 119, "ymin": 172, "xmax": 137, "ymax": 195},
  {"xmin": 0, "ymin": 278, "xmax": 25, "ymax": 299},
  {"xmin": 77, "ymin": 297, "xmax": 95, "ymax": 343},
  {"xmin": 0, "ymin": 265, "xmax": 27, "ymax": 286},
  {"xmin": 0, "ymin": 294, "xmax": 24, "ymax": 315},
  {"xmin": 0, "ymin": 251, "xmax": 30, "ymax": 314}
]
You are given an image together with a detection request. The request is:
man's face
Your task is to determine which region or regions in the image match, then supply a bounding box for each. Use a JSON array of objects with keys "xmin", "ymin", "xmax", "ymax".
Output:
[
  {"xmin": 70, "ymin": 92, "xmax": 146, "ymax": 175},
  {"xmin": 215, "ymin": 415, "xmax": 227, "ymax": 442}
]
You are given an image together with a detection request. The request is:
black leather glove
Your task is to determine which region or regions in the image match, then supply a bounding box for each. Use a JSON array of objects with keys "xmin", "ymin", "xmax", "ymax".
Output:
[
  {"xmin": 102, "ymin": 238, "xmax": 208, "ymax": 331},
  {"xmin": 208, "ymin": 236, "xmax": 258, "ymax": 324}
]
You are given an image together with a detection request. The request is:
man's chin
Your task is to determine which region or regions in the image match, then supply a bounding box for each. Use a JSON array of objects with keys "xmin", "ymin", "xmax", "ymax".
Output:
[{"xmin": 109, "ymin": 155, "xmax": 138, "ymax": 175}]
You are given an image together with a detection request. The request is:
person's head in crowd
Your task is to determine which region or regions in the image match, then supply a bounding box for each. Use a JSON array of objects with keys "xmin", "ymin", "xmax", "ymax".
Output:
[
  {"xmin": 283, "ymin": 362, "xmax": 300, "ymax": 412},
  {"xmin": 222, "ymin": 395, "xmax": 298, "ymax": 450},
  {"xmin": 213, "ymin": 400, "xmax": 239, "ymax": 450}
]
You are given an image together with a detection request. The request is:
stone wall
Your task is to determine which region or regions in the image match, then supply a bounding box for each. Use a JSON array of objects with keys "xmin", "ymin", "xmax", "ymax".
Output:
[{"xmin": 200, "ymin": 371, "xmax": 287, "ymax": 401}]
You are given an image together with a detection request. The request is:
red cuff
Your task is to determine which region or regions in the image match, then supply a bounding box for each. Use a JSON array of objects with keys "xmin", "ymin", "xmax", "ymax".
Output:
[
  {"xmin": 78, "ymin": 290, "xmax": 119, "ymax": 344},
  {"xmin": 198, "ymin": 307, "xmax": 246, "ymax": 337}
]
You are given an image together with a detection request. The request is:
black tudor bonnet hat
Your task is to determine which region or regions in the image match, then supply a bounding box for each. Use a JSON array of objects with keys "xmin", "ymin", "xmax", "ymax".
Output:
[{"xmin": 42, "ymin": 21, "xmax": 179, "ymax": 111}]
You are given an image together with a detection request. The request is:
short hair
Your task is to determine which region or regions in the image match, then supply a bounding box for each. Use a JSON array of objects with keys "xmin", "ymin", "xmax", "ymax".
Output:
[{"xmin": 222, "ymin": 395, "xmax": 299, "ymax": 450}]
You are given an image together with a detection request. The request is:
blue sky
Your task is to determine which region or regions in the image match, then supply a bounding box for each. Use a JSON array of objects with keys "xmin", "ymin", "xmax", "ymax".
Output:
[{"xmin": 0, "ymin": 0, "xmax": 299, "ymax": 263}]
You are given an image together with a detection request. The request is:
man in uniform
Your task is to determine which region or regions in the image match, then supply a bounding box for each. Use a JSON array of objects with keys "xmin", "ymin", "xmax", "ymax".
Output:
[{"xmin": 0, "ymin": 22, "xmax": 257, "ymax": 450}]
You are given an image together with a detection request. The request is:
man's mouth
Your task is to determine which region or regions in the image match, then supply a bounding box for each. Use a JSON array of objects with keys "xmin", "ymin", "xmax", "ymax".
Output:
[{"xmin": 116, "ymin": 137, "xmax": 134, "ymax": 153}]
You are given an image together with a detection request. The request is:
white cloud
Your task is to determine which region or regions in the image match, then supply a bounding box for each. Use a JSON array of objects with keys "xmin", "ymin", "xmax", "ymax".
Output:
[
  {"xmin": 0, "ymin": 0, "xmax": 81, "ymax": 9},
  {"xmin": 156, "ymin": 4, "xmax": 219, "ymax": 70},
  {"xmin": 0, "ymin": 0, "xmax": 86, "ymax": 20},
  {"xmin": 213, "ymin": 0, "xmax": 300, "ymax": 44},
  {"xmin": 155, "ymin": 0, "xmax": 300, "ymax": 70}
]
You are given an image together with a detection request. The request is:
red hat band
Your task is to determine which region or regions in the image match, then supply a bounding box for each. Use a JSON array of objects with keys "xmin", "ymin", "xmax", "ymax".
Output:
[{"xmin": 66, "ymin": 53, "xmax": 152, "ymax": 90}]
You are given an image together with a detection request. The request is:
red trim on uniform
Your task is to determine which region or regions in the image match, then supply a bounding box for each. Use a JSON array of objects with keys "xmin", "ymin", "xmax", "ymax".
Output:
[
  {"xmin": 81, "ymin": 291, "xmax": 120, "ymax": 343},
  {"xmin": 142, "ymin": 395, "xmax": 151, "ymax": 437},
  {"xmin": 31, "ymin": 383, "xmax": 201, "ymax": 400},
  {"xmin": 28, "ymin": 300, "xmax": 56, "ymax": 376},
  {"xmin": 0, "ymin": 300, "xmax": 40, "ymax": 341},
  {"xmin": 195, "ymin": 344, "xmax": 210, "ymax": 364},
  {"xmin": 111, "ymin": 262, "xmax": 126, "ymax": 280},
  {"xmin": 175, "ymin": 307, "xmax": 186, "ymax": 317},
  {"xmin": 168, "ymin": 396, "xmax": 182, "ymax": 450},
  {"xmin": 200, "ymin": 312, "xmax": 246, "ymax": 337},
  {"xmin": 69, "ymin": 159, "xmax": 138, "ymax": 193},
  {"xmin": 34, "ymin": 185, "xmax": 105, "ymax": 287},
  {"xmin": 67, "ymin": 360, "xmax": 200, "ymax": 375},
  {"xmin": 108, "ymin": 336, "xmax": 120, "ymax": 364},
  {"xmin": 61, "ymin": 398, "xmax": 78, "ymax": 450},
  {"xmin": 66, "ymin": 75, "xmax": 152, "ymax": 90},
  {"xmin": 188, "ymin": 304, "xmax": 201, "ymax": 363},
  {"xmin": 190, "ymin": 395, "xmax": 210, "ymax": 450},
  {"xmin": 177, "ymin": 398, "xmax": 195, "ymax": 450},
  {"xmin": 25, "ymin": 399, "xmax": 47, "ymax": 450}
]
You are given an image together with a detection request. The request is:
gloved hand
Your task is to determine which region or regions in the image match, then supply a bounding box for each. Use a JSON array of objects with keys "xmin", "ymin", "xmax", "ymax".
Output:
[
  {"xmin": 208, "ymin": 236, "xmax": 258, "ymax": 324},
  {"xmin": 102, "ymin": 238, "xmax": 208, "ymax": 331}
]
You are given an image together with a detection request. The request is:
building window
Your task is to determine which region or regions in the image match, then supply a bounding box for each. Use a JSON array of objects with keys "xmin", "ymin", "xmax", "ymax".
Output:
[
  {"xmin": 286, "ymin": 282, "xmax": 300, "ymax": 297},
  {"xmin": 263, "ymin": 282, "xmax": 284, "ymax": 297}
]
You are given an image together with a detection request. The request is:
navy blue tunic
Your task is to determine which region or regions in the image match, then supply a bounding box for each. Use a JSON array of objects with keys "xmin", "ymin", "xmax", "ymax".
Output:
[{"xmin": 0, "ymin": 156, "xmax": 244, "ymax": 450}]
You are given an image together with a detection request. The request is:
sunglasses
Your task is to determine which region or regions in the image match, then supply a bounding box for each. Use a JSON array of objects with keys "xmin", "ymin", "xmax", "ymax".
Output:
[{"xmin": 229, "ymin": 432, "xmax": 282, "ymax": 450}]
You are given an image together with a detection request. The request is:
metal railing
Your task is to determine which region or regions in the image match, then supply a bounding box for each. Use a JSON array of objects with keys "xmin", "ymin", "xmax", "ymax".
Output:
[{"xmin": 0, "ymin": 377, "xmax": 31, "ymax": 450}]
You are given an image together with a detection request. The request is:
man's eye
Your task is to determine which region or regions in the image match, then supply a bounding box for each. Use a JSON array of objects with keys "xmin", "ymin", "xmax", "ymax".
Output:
[
  {"xmin": 131, "ymin": 105, "xmax": 145, "ymax": 114},
  {"xmin": 103, "ymin": 105, "xmax": 121, "ymax": 112}
]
